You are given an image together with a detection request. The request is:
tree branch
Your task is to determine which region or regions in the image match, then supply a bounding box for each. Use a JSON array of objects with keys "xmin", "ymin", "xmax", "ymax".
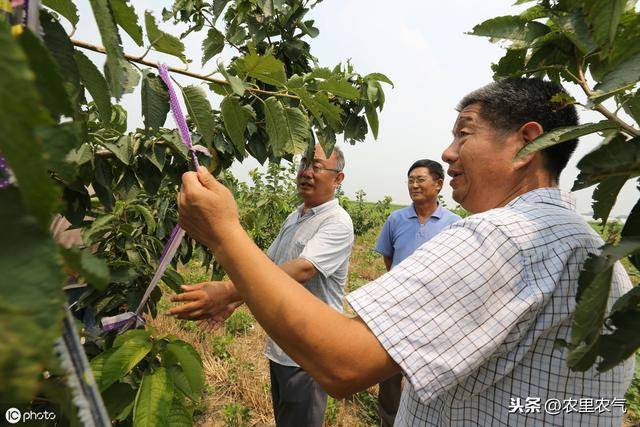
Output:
[
  {"xmin": 575, "ymin": 57, "xmax": 640, "ymax": 138},
  {"xmin": 71, "ymin": 39, "xmax": 299, "ymax": 100}
]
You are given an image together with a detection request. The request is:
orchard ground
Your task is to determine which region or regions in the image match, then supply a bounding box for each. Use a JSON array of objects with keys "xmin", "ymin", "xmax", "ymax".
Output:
[{"xmin": 152, "ymin": 211, "xmax": 640, "ymax": 426}]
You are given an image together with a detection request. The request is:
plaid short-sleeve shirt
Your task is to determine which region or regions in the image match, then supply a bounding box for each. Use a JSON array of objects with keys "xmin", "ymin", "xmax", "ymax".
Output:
[{"xmin": 347, "ymin": 188, "xmax": 635, "ymax": 426}]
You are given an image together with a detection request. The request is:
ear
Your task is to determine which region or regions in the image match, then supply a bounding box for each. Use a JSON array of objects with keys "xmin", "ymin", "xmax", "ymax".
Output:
[
  {"xmin": 436, "ymin": 178, "xmax": 443, "ymax": 193},
  {"xmin": 335, "ymin": 171, "xmax": 345, "ymax": 187},
  {"xmin": 514, "ymin": 121, "xmax": 544, "ymax": 169}
]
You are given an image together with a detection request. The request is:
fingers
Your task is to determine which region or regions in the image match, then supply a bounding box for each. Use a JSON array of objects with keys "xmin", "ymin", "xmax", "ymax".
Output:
[
  {"xmin": 170, "ymin": 290, "xmax": 204, "ymax": 303},
  {"xmin": 168, "ymin": 300, "xmax": 204, "ymax": 316},
  {"xmin": 197, "ymin": 166, "xmax": 218, "ymax": 190},
  {"xmin": 180, "ymin": 171, "xmax": 201, "ymax": 192},
  {"xmin": 180, "ymin": 283, "xmax": 206, "ymax": 292}
]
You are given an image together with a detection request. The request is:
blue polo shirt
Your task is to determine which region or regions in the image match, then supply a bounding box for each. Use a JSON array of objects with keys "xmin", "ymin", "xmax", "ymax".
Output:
[{"xmin": 375, "ymin": 204, "xmax": 461, "ymax": 268}]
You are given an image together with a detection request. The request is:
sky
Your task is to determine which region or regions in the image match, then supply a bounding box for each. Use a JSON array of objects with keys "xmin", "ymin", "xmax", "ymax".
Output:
[{"xmin": 70, "ymin": 0, "xmax": 639, "ymax": 218}]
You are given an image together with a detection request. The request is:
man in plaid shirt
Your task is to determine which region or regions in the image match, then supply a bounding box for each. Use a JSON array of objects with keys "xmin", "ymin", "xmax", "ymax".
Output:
[{"xmin": 177, "ymin": 77, "xmax": 634, "ymax": 426}]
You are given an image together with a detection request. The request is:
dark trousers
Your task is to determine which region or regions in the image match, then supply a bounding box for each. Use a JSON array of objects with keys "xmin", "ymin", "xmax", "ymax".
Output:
[
  {"xmin": 378, "ymin": 373, "xmax": 403, "ymax": 427},
  {"xmin": 269, "ymin": 360, "xmax": 328, "ymax": 427}
]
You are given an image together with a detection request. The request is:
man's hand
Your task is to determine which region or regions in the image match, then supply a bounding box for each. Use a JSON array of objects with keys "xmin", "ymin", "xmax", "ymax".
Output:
[
  {"xmin": 178, "ymin": 166, "xmax": 241, "ymax": 250},
  {"xmin": 169, "ymin": 280, "xmax": 242, "ymax": 320},
  {"xmin": 197, "ymin": 300, "xmax": 244, "ymax": 332}
]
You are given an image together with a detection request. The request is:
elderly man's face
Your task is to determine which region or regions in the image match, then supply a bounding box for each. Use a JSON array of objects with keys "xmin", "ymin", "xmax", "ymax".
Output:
[
  {"xmin": 296, "ymin": 144, "xmax": 344, "ymax": 207},
  {"xmin": 442, "ymin": 103, "xmax": 523, "ymax": 213}
]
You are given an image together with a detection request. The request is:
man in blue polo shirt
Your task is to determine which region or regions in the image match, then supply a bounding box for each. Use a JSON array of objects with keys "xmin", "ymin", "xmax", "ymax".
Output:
[{"xmin": 374, "ymin": 159, "xmax": 460, "ymax": 426}]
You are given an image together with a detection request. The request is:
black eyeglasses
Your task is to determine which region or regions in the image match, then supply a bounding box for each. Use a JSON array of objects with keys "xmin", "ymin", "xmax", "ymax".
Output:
[{"xmin": 298, "ymin": 160, "xmax": 341, "ymax": 174}]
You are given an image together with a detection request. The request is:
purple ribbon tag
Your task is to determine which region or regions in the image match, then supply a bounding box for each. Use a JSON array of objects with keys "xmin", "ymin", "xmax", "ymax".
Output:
[
  {"xmin": 101, "ymin": 312, "xmax": 144, "ymax": 332},
  {"xmin": 101, "ymin": 64, "xmax": 202, "ymax": 333}
]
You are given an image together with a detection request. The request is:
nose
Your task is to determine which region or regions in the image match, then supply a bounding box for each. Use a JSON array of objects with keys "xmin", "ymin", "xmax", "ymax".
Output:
[
  {"xmin": 298, "ymin": 166, "xmax": 313, "ymax": 179},
  {"xmin": 441, "ymin": 140, "xmax": 458, "ymax": 165}
]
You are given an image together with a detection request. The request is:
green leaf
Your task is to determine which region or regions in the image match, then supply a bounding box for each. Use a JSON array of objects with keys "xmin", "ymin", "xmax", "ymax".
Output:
[
  {"xmin": 89, "ymin": 0, "xmax": 130, "ymax": 99},
  {"xmin": 89, "ymin": 348, "xmax": 116, "ymax": 392},
  {"xmin": 317, "ymin": 78, "xmax": 360, "ymax": 100},
  {"xmin": 551, "ymin": 11, "xmax": 597, "ymax": 54},
  {"xmin": 623, "ymin": 90, "xmax": 640, "ymax": 124},
  {"xmin": 41, "ymin": 10, "xmax": 82, "ymax": 105},
  {"xmin": 18, "ymin": 29, "xmax": 73, "ymax": 119},
  {"xmin": 102, "ymin": 382, "xmax": 136, "ymax": 421},
  {"xmin": 0, "ymin": 189, "xmax": 66, "ymax": 403},
  {"xmin": 221, "ymin": 96, "xmax": 249, "ymax": 154},
  {"xmin": 516, "ymin": 120, "xmax": 620, "ymax": 159},
  {"xmin": 364, "ymin": 72, "xmax": 394, "ymax": 87},
  {"xmin": 101, "ymin": 135, "xmax": 133, "ymax": 165},
  {"xmin": 165, "ymin": 341, "xmax": 204, "ymax": 397},
  {"xmin": 574, "ymin": 135, "xmax": 640, "ymax": 190},
  {"xmin": 42, "ymin": 0, "xmax": 79, "ymax": 27},
  {"xmin": 162, "ymin": 267, "xmax": 184, "ymax": 294},
  {"xmin": 182, "ymin": 85, "xmax": 215, "ymax": 144},
  {"xmin": 583, "ymin": 0, "xmax": 626, "ymax": 49},
  {"xmin": 133, "ymin": 367, "xmax": 174, "ymax": 427},
  {"xmin": 161, "ymin": 132, "xmax": 189, "ymax": 160},
  {"xmin": 235, "ymin": 52, "xmax": 287, "ymax": 87},
  {"xmin": 592, "ymin": 176, "xmax": 628, "ymax": 224},
  {"xmin": 109, "ymin": 0, "xmax": 143, "ymax": 46},
  {"xmin": 74, "ymin": 50, "xmax": 112, "ymax": 125},
  {"xmin": 0, "ymin": 20, "xmax": 58, "ymax": 229},
  {"xmin": 100, "ymin": 336, "xmax": 152, "ymax": 390},
  {"xmin": 131, "ymin": 204, "xmax": 156, "ymax": 233},
  {"xmin": 365, "ymin": 104, "xmax": 379, "ymax": 140},
  {"xmin": 147, "ymin": 143, "xmax": 167, "ymax": 171},
  {"xmin": 570, "ymin": 237, "xmax": 640, "ymax": 371},
  {"xmin": 202, "ymin": 28, "xmax": 225, "ymax": 66},
  {"xmin": 60, "ymin": 246, "xmax": 111, "ymax": 290},
  {"xmin": 591, "ymin": 52, "xmax": 640, "ymax": 102},
  {"xmin": 217, "ymin": 62, "xmax": 247, "ymax": 96},
  {"xmin": 141, "ymin": 71, "xmax": 169, "ymax": 132},
  {"xmin": 596, "ymin": 310, "xmax": 640, "ymax": 372},
  {"xmin": 37, "ymin": 123, "xmax": 81, "ymax": 183},
  {"xmin": 621, "ymin": 194, "xmax": 640, "ymax": 270},
  {"xmin": 467, "ymin": 15, "xmax": 551, "ymax": 48},
  {"xmin": 145, "ymin": 11, "xmax": 187, "ymax": 63},
  {"xmin": 168, "ymin": 397, "xmax": 193, "ymax": 426},
  {"xmin": 113, "ymin": 329, "xmax": 151, "ymax": 348},
  {"xmin": 264, "ymin": 97, "xmax": 310, "ymax": 156},
  {"xmin": 491, "ymin": 48, "xmax": 527, "ymax": 78},
  {"xmin": 289, "ymin": 86, "xmax": 342, "ymax": 130}
]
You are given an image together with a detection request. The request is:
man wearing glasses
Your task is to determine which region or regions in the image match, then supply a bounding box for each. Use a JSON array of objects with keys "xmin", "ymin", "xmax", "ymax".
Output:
[
  {"xmin": 170, "ymin": 143, "xmax": 354, "ymax": 427},
  {"xmin": 375, "ymin": 159, "xmax": 460, "ymax": 426}
]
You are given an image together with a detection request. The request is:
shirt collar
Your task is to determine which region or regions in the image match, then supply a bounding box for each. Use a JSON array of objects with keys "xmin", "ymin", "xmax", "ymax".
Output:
[
  {"xmin": 409, "ymin": 203, "xmax": 443, "ymax": 219},
  {"xmin": 297, "ymin": 198, "xmax": 339, "ymax": 217},
  {"xmin": 506, "ymin": 187, "xmax": 576, "ymax": 211}
]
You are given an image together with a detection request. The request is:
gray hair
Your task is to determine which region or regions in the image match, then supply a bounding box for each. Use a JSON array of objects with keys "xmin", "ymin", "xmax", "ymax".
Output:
[
  {"xmin": 457, "ymin": 77, "xmax": 578, "ymax": 179},
  {"xmin": 332, "ymin": 145, "xmax": 345, "ymax": 171}
]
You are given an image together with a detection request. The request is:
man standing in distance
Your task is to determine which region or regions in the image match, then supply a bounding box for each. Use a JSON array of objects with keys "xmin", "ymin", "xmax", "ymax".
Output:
[
  {"xmin": 375, "ymin": 159, "xmax": 460, "ymax": 426},
  {"xmin": 170, "ymin": 144, "xmax": 354, "ymax": 427}
]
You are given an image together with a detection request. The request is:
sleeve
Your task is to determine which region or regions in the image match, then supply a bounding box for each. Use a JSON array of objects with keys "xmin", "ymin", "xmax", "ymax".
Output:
[
  {"xmin": 346, "ymin": 218, "xmax": 535, "ymax": 404},
  {"xmin": 299, "ymin": 220, "xmax": 354, "ymax": 278},
  {"xmin": 374, "ymin": 217, "xmax": 394, "ymax": 258}
]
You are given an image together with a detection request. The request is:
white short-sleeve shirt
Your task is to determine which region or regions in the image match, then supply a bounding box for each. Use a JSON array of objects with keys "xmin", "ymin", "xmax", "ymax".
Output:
[{"xmin": 266, "ymin": 198, "xmax": 354, "ymax": 367}]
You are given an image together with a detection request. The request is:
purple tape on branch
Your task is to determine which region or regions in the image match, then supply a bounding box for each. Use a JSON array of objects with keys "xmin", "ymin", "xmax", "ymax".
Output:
[
  {"xmin": 101, "ymin": 312, "xmax": 144, "ymax": 332},
  {"xmin": 0, "ymin": 155, "xmax": 11, "ymax": 189},
  {"xmin": 157, "ymin": 63, "xmax": 200, "ymax": 170},
  {"xmin": 100, "ymin": 64, "xmax": 203, "ymax": 333}
]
